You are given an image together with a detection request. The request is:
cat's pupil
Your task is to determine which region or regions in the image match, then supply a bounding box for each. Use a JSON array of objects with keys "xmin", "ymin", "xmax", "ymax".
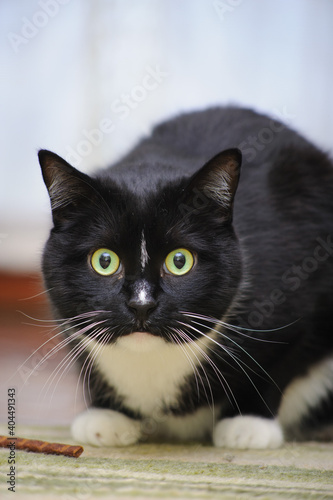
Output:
[
  {"xmin": 99, "ymin": 253, "xmax": 111, "ymax": 269},
  {"xmin": 174, "ymin": 252, "xmax": 186, "ymax": 269}
]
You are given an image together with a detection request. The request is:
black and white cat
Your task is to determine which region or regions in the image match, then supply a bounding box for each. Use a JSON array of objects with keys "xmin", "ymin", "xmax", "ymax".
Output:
[{"xmin": 39, "ymin": 107, "xmax": 333, "ymax": 449}]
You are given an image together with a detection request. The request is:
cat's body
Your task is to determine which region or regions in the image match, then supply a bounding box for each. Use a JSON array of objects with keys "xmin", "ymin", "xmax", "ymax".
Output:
[{"xmin": 39, "ymin": 107, "xmax": 333, "ymax": 448}]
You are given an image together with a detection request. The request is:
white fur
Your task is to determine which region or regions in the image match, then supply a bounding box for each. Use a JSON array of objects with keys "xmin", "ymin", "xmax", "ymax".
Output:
[
  {"xmin": 72, "ymin": 327, "xmax": 221, "ymax": 445},
  {"xmin": 71, "ymin": 406, "xmax": 217, "ymax": 446},
  {"xmin": 71, "ymin": 408, "xmax": 141, "ymax": 446},
  {"xmin": 134, "ymin": 280, "xmax": 150, "ymax": 309},
  {"xmin": 92, "ymin": 334, "xmax": 211, "ymax": 415},
  {"xmin": 155, "ymin": 406, "xmax": 218, "ymax": 441},
  {"xmin": 71, "ymin": 331, "xmax": 223, "ymax": 445},
  {"xmin": 213, "ymin": 416, "xmax": 283, "ymax": 449},
  {"xmin": 73, "ymin": 327, "xmax": 298, "ymax": 449},
  {"xmin": 204, "ymin": 171, "xmax": 232, "ymax": 208},
  {"xmin": 278, "ymin": 357, "xmax": 333, "ymax": 428},
  {"xmin": 140, "ymin": 230, "xmax": 149, "ymax": 269}
]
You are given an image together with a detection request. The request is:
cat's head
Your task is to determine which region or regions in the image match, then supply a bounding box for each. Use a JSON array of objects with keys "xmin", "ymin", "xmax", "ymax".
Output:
[{"xmin": 39, "ymin": 148, "xmax": 242, "ymax": 350}]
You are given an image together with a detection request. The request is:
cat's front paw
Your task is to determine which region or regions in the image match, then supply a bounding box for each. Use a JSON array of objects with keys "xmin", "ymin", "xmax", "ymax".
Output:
[
  {"xmin": 71, "ymin": 409, "xmax": 141, "ymax": 447},
  {"xmin": 213, "ymin": 416, "xmax": 283, "ymax": 449}
]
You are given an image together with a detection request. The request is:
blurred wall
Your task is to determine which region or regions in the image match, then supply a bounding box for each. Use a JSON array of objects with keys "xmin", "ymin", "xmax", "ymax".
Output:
[{"xmin": 1, "ymin": 0, "xmax": 333, "ymax": 271}]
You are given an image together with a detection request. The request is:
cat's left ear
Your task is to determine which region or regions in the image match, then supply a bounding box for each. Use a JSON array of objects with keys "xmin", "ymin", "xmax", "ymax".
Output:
[{"xmin": 180, "ymin": 148, "xmax": 242, "ymax": 222}]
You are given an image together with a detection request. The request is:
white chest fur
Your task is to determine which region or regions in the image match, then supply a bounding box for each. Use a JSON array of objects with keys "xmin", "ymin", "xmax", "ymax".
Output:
[{"xmin": 90, "ymin": 332, "xmax": 210, "ymax": 416}]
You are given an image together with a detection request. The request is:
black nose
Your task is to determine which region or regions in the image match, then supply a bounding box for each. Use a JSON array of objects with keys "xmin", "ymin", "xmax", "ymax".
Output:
[{"xmin": 128, "ymin": 298, "xmax": 157, "ymax": 322}]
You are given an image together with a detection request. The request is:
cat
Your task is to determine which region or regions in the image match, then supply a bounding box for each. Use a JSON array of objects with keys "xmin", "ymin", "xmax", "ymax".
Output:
[{"xmin": 38, "ymin": 106, "xmax": 333, "ymax": 449}]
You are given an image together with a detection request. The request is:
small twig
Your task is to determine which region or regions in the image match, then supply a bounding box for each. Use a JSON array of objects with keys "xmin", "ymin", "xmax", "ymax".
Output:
[{"xmin": 0, "ymin": 435, "xmax": 83, "ymax": 458}]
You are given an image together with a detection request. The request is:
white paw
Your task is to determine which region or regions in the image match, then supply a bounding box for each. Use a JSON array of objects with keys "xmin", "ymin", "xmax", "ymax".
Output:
[
  {"xmin": 213, "ymin": 416, "xmax": 283, "ymax": 449},
  {"xmin": 71, "ymin": 408, "xmax": 141, "ymax": 447}
]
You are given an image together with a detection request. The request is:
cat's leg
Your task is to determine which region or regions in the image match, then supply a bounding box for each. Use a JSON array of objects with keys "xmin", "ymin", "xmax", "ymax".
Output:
[
  {"xmin": 71, "ymin": 408, "xmax": 141, "ymax": 446},
  {"xmin": 278, "ymin": 357, "xmax": 333, "ymax": 441},
  {"xmin": 213, "ymin": 416, "xmax": 283, "ymax": 449}
]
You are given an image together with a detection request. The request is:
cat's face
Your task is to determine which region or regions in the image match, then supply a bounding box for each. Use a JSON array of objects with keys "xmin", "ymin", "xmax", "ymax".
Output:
[{"xmin": 39, "ymin": 149, "xmax": 242, "ymax": 348}]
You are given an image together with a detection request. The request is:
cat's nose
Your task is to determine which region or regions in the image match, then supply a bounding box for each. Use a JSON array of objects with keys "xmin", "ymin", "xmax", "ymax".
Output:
[
  {"xmin": 127, "ymin": 297, "xmax": 157, "ymax": 321},
  {"xmin": 127, "ymin": 280, "xmax": 158, "ymax": 321}
]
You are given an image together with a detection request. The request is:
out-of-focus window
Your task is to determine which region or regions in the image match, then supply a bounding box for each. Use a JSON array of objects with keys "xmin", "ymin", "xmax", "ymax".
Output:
[{"xmin": 1, "ymin": 0, "xmax": 332, "ymax": 271}]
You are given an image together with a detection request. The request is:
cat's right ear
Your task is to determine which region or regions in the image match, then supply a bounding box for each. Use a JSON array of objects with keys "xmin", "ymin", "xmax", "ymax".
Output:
[{"xmin": 38, "ymin": 149, "xmax": 97, "ymax": 226}]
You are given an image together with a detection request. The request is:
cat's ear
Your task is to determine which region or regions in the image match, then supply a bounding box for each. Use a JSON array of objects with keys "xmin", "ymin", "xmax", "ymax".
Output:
[
  {"xmin": 179, "ymin": 148, "xmax": 242, "ymax": 221},
  {"xmin": 38, "ymin": 149, "xmax": 98, "ymax": 226}
]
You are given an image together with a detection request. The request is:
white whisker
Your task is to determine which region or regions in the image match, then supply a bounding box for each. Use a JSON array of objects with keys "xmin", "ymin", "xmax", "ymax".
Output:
[
  {"xmin": 169, "ymin": 329, "xmax": 207, "ymax": 405},
  {"xmin": 16, "ymin": 317, "xmax": 106, "ymax": 392},
  {"xmin": 78, "ymin": 328, "xmax": 113, "ymax": 408},
  {"xmin": 13, "ymin": 311, "xmax": 109, "ymax": 387},
  {"xmin": 17, "ymin": 311, "xmax": 59, "ymax": 323},
  {"xmin": 41, "ymin": 322, "xmax": 109, "ymax": 404},
  {"xmin": 180, "ymin": 317, "xmax": 279, "ymax": 416},
  {"xmin": 181, "ymin": 311, "xmax": 292, "ymax": 344},
  {"xmin": 18, "ymin": 287, "xmax": 54, "ymax": 301},
  {"xmin": 174, "ymin": 326, "xmax": 240, "ymax": 414}
]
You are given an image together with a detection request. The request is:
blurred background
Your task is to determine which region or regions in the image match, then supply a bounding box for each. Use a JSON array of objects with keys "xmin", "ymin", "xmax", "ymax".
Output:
[{"xmin": 1, "ymin": 0, "xmax": 333, "ymax": 425}]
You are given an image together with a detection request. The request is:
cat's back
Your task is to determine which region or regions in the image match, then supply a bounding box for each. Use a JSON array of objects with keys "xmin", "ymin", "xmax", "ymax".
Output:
[
  {"xmin": 109, "ymin": 106, "xmax": 279, "ymax": 174},
  {"xmin": 104, "ymin": 107, "xmax": 276, "ymax": 187},
  {"xmin": 106, "ymin": 106, "xmax": 333, "ymax": 218}
]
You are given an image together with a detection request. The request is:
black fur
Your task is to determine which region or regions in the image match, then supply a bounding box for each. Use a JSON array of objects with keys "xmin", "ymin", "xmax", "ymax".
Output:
[{"xmin": 39, "ymin": 107, "xmax": 333, "ymax": 441}]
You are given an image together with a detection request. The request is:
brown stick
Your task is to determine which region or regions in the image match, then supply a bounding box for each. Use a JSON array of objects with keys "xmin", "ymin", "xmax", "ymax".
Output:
[{"xmin": 0, "ymin": 435, "xmax": 83, "ymax": 458}]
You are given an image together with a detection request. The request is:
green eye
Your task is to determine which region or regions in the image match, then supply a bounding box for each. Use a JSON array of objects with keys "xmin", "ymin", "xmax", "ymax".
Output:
[
  {"xmin": 164, "ymin": 248, "xmax": 194, "ymax": 276},
  {"xmin": 90, "ymin": 248, "xmax": 120, "ymax": 276}
]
